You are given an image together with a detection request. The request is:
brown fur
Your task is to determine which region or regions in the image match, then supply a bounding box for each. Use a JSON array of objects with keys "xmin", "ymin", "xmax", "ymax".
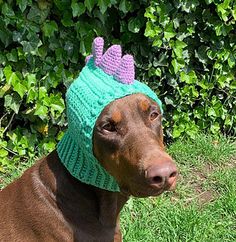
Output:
[{"xmin": 0, "ymin": 94, "xmax": 177, "ymax": 241}]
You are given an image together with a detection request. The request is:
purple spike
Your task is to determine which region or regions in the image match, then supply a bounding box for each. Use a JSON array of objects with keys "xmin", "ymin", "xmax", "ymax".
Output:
[
  {"xmin": 85, "ymin": 54, "xmax": 93, "ymax": 64},
  {"xmin": 98, "ymin": 45, "xmax": 122, "ymax": 75},
  {"xmin": 114, "ymin": 54, "xmax": 135, "ymax": 84},
  {"xmin": 92, "ymin": 37, "xmax": 104, "ymax": 66}
]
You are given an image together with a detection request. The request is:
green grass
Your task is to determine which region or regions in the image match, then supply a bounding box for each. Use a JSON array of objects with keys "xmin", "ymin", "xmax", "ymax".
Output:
[{"xmin": 1, "ymin": 134, "xmax": 236, "ymax": 241}]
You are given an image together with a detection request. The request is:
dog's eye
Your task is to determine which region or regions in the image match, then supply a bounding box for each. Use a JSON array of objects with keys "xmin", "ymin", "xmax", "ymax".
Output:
[
  {"xmin": 150, "ymin": 111, "xmax": 159, "ymax": 121},
  {"xmin": 102, "ymin": 122, "xmax": 117, "ymax": 132}
]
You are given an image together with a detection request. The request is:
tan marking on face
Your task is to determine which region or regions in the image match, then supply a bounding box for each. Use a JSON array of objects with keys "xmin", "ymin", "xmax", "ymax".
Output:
[
  {"xmin": 112, "ymin": 110, "xmax": 122, "ymax": 123},
  {"xmin": 139, "ymin": 99, "xmax": 150, "ymax": 112}
]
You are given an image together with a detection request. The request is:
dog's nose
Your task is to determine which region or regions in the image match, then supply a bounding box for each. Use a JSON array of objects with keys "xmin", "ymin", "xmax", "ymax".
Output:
[{"xmin": 145, "ymin": 161, "xmax": 178, "ymax": 189}]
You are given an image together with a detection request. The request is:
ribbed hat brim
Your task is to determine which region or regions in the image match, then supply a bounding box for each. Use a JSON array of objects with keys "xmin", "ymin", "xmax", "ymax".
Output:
[{"xmin": 57, "ymin": 131, "xmax": 120, "ymax": 192}]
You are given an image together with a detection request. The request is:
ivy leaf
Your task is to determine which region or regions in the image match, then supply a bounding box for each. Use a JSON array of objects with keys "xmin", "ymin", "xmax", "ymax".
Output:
[
  {"xmin": 195, "ymin": 45, "xmax": 209, "ymax": 64},
  {"xmin": 3, "ymin": 66, "xmax": 20, "ymax": 86},
  {"xmin": 128, "ymin": 17, "xmax": 142, "ymax": 33},
  {"xmin": 42, "ymin": 21, "xmax": 58, "ymax": 37},
  {"xmin": 50, "ymin": 94, "xmax": 65, "ymax": 114},
  {"xmin": 84, "ymin": 0, "xmax": 97, "ymax": 12},
  {"xmin": 0, "ymin": 84, "xmax": 11, "ymax": 98},
  {"xmin": 228, "ymin": 53, "xmax": 235, "ymax": 68},
  {"xmin": 34, "ymin": 104, "xmax": 48, "ymax": 120},
  {"xmin": 2, "ymin": 3, "xmax": 15, "ymax": 17},
  {"xmin": 26, "ymin": 74, "xmax": 36, "ymax": 88},
  {"xmin": 98, "ymin": 0, "xmax": 110, "ymax": 14},
  {"xmin": 119, "ymin": 0, "xmax": 131, "ymax": 13},
  {"xmin": 13, "ymin": 82, "xmax": 28, "ymax": 98},
  {"xmin": 16, "ymin": 0, "xmax": 30, "ymax": 12},
  {"xmin": 54, "ymin": 0, "xmax": 70, "ymax": 10},
  {"xmin": 6, "ymin": 49, "xmax": 18, "ymax": 62},
  {"xmin": 61, "ymin": 11, "xmax": 74, "ymax": 27},
  {"xmin": 0, "ymin": 149, "xmax": 8, "ymax": 158},
  {"xmin": 71, "ymin": 1, "xmax": 86, "ymax": 17},
  {"xmin": 171, "ymin": 59, "xmax": 183, "ymax": 74},
  {"xmin": 4, "ymin": 94, "xmax": 21, "ymax": 114},
  {"xmin": 0, "ymin": 19, "xmax": 12, "ymax": 47},
  {"xmin": 164, "ymin": 23, "xmax": 176, "ymax": 40},
  {"xmin": 208, "ymin": 107, "xmax": 216, "ymax": 117},
  {"xmin": 21, "ymin": 35, "xmax": 42, "ymax": 53},
  {"xmin": 27, "ymin": 4, "xmax": 49, "ymax": 24}
]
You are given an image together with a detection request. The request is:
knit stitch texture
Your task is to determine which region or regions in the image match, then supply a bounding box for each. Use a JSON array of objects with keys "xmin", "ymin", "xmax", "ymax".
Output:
[{"xmin": 57, "ymin": 37, "xmax": 163, "ymax": 192}]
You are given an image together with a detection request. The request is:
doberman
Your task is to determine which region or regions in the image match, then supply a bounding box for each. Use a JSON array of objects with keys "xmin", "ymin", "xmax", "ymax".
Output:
[{"xmin": 0, "ymin": 93, "xmax": 178, "ymax": 242}]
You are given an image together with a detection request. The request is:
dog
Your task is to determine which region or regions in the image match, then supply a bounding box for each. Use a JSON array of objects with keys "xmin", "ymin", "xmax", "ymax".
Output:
[{"xmin": 0, "ymin": 93, "xmax": 177, "ymax": 242}]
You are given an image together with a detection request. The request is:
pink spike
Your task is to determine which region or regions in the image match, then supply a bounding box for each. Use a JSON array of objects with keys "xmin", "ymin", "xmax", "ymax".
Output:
[
  {"xmin": 114, "ymin": 54, "xmax": 135, "ymax": 84},
  {"xmin": 98, "ymin": 45, "xmax": 122, "ymax": 75},
  {"xmin": 92, "ymin": 37, "xmax": 104, "ymax": 66},
  {"xmin": 85, "ymin": 54, "xmax": 93, "ymax": 64}
]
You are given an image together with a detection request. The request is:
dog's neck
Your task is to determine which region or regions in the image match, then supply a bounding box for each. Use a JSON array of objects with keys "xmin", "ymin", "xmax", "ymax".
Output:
[
  {"xmin": 40, "ymin": 150, "xmax": 129, "ymax": 228},
  {"xmin": 93, "ymin": 187, "xmax": 129, "ymax": 227}
]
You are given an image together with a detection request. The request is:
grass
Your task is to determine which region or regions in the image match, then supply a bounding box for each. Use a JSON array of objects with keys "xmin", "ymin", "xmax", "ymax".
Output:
[{"xmin": 1, "ymin": 134, "xmax": 236, "ymax": 241}]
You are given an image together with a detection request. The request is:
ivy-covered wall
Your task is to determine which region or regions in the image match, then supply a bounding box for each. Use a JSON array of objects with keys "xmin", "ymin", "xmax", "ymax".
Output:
[{"xmin": 0, "ymin": 0, "xmax": 235, "ymax": 169}]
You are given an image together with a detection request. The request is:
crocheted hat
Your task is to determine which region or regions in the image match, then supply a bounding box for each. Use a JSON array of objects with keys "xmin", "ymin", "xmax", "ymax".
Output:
[{"xmin": 57, "ymin": 37, "xmax": 163, "ymax": 192}]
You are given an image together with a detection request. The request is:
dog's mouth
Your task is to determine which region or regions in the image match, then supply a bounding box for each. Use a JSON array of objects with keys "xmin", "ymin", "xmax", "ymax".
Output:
[
  {"xmin": 121, "ymin": 186, "xmax": 164, "ymax": 198},
  {"xmin": 120, "ymin": 173, "xmax": 177, "ymax": 198},
  {"xmin": 120, "ymin": 182, "xmax": 173, "ymax": 198}
]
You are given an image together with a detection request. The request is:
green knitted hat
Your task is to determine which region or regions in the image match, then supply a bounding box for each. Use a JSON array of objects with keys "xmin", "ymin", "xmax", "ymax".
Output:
[{"xmin": 57, "ymin": 37, "xmax": 163, "ymax": 192}]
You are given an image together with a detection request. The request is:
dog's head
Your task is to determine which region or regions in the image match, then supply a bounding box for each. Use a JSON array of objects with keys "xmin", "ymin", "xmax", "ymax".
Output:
[{"xmin": 93, "ymin": 93, "xmax": 178, "ymax": 197}]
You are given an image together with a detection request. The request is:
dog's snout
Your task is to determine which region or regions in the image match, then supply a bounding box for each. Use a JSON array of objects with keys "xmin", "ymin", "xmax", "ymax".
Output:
[{"xmin": 145, "ymin": 161, "xmax": 178, "ymax": 189}]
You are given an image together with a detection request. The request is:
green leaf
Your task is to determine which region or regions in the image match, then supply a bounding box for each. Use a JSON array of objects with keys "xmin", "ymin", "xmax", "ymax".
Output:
[
  {"xmin": 208, "ymin": 107, "xmax": 216, "ymax": 117},
  {"xmin": 3, "ymin": 66, "xmax": 13, "ymax": 83},
  {"xmin": 152, "ymin": 39, "xmax": 162, "ymax": 47},
  {"xmin": 119, "ymin": 0, "xmax": 131, "ymax": 13},
  {"xmin": 71, "ymin": 1, "xmax": 86, "ymax": 17},
  {"xmin": 0, "ymin": 84, "xmax": 11, "ymax": 98},
  {"xmin": 0, "ymin": 19, "xmax": 12, "ymax": 47},
  {"xmin": 26, "ymin": 74, "xmax": 36, "ymax": 88},
  {"xmin": 175, "ymin": 40, "xmax": 187, "ymax": 49},
  {"xmin": 228, "ymin": 53, "xmax": 235, "ymax": 68},
  {"xmin": 13, "ymin": 82, "xmax": 27, "ymax": 98},
  {"xmin": 27, "ymin": 4, "xmax": 49, "ymax": 24},
  {"xmin": 21, "ymin": 35, "xmax": 42, "ymax": 54},
  {"xmin": 172, "ymin": 127, "xmax": 183, "ymax": 138},
  {"xmin": 128, "ymin": 17, "xmax": 142, "ymax": 33},
  {"xmin": 145, "ymin": 22, "xmax": 162, "ymax": 38},
  {"xmin": 195, "ymin": 45, "xmax": 209, "ymax": 64},
  {"xmin": 164, "ymin": 97, "xmax": 174, "ymax": 106},
  {"xmin": 4, "ymin": 94, "xmax": 21, "ymax": 114},
  {"xmin": 61, "ymin": 11, "xmax": 74, "ymax": 27},
  {"xmin": 54, "ymin": 0, "xmax": 70, "ymax": 10},
  {"xmin": 0, "ymin": 149, "xmax": 8, "ymax": 158},
  {"xmin": 164, "ymin": 23, "xmax": 176, "ymax": 40},
  {"xmin": 210, "ymin": 122, "xmax": 220, "ymax": 133},
  {"xmin": 2, "ymin": 3, "xmax": 15, "ymax": 17},
  {"xmin": 6, "ymin": 49, "xmax": 18, "ymax": 62},
  {"xmin": 16, "ymin": 0, "xmax": 30, "ymax": 12},
  {"xmin": 171, "ymin": 59, "xmax": 183, "ymax": 74},
  {"xmin": 34, "ymin": 104, "xmax": 48, "ymax": 120},
  {"xmin": 3, "ymin": 66, "xmax": 20, "ymax": 86},
  {"xmin": 50, "ymin": 94, "xmax": 65, "ymax": 114},
  {"xmin": 84, "ymin": 0, "xmax": 97, "ymax": 12},
  {"xmin": 98, "ymin": 0, "xmax": 110, "ymax": 14},
  {"xmin": 42, "ymin": 21, "xmax": 58, "ymax": 37},
  {"xmin": 232, "ymin": 5, "xmax": 236, "ymax": 20}
]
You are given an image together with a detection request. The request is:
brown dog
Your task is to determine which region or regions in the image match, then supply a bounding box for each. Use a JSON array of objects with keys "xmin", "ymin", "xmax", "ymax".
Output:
[{"xmin": 0, "ymin": 93, "xmax": 178, "ymax": 242}]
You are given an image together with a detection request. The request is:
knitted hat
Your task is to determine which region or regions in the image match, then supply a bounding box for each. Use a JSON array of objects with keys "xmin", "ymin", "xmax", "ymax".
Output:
[{"xmin": 57, "ymin": 37, "xmax": 163, "ymax": 192}]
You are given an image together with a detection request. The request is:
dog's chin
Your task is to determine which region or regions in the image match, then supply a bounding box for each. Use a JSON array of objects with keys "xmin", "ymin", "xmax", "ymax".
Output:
[
  {"xmin": 132, "ymin": 189, "xmax": 164, "ymax": 198},
  {"xmin": 120, "ymin": 185, "xmax": 165, "ymax": 198}
]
